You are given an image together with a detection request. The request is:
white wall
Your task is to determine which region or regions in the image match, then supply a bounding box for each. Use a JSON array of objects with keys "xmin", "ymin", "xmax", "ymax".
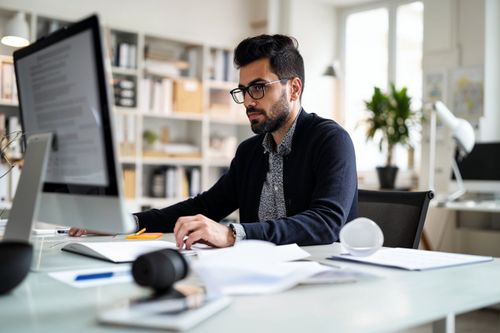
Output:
[
  {"xmin": 0, "ymin": 0, "xmax": 254, "ymax": 48},
  {"xmin": 420, "ymin": 0, "xmax": 485, "ymax": 193},
  {"xmin": 271, "ymin": 0, "xmax": 337, "ymax": 120},
  {"xmin": 288, "ymin": 0, "xmax": 337, "ymax": 120},
  {"xmin": 481, "ymin": 0, "xmax": 500, "ymax": 142}
]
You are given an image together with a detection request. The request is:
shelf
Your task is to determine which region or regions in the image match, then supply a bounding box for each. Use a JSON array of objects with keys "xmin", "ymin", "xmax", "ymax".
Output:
[
  {"xmin": 0, "ymin": 100, "xmax": 17, "ymax": 107},
  {"xmin": 119, "ymin": 156, "xmax": 137, "ymax": 164},
  {"xmin": 141, "ymin": 111, "xmax": 204, "ymax": 121},
  {"xmin": 112, "ymin": 66, "xmax": 139, "ymax": 76},
  {"xmin": 206, "ymin": 80, "xmax": 236, "ymax": 90},
  {"xmin": 114, "ymin": 106, "xmax": 138, "ymax": 115},
  {"xmin": 142, "ymin": 156, "xmax": 203, "ymax": 166},
  {"xmin": 209, "ymin": 113, "xmax": 248, "ymax": 125},
  {"xmin": 207, "ymin": 157, "xmax": 233, "ymax": 167},
  {"xmin": 0, "ymin": 102, "xmax": 18, "ymax": 117}
]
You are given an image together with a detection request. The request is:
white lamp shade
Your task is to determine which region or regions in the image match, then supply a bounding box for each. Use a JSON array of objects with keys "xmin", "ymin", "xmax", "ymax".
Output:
[
  {"xmin": 433, "ymin": 101, "xmax": 475, "ymax": 155},
  {"xmin": 1, "ymin": 12, "xmax": 30, "ymax": 48},
  {"xmin": 453, "ymin": 119, "xmax": 475, "ymax": 154}
]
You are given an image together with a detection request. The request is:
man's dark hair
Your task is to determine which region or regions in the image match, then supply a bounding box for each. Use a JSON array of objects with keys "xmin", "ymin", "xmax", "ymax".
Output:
[{"xmin": 234, "ymin": 34, "xmax": 305, "ymax": 97}]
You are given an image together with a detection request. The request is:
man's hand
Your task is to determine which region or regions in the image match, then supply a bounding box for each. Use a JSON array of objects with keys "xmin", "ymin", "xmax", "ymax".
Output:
[
  {"xmin": 68, "ymin": 228, "xmax": 111, "ymax": 237},
  {"xmin": 173, "ymin": 214, "xmax": 235, "ymax": 250}
]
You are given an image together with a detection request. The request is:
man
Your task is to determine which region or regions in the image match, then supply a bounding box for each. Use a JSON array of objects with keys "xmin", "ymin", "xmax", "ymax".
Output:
[{"xmin": 71, "ymin": 34, "xmax": 358, "ymax": 249}]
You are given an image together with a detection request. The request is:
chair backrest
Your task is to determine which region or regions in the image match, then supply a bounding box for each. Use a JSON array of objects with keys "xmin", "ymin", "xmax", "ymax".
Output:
[{"xmin": 357, "ymin": 189, "xmax": 434, "ymax": 249}]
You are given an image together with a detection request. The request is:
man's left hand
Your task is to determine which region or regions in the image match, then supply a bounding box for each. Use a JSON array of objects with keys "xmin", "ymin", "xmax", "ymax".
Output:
[{"xmin": 173, "ymin": 214, "xmax": 235, "ymax": 250}]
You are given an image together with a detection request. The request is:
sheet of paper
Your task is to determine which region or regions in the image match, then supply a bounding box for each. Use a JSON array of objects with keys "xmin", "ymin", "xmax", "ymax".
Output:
[
  {"xmin": 193, "ymin": 240, "xmax": 331, "ymax": 295},
  {"xmin": 49, "ymin": 265, "xmax": 132, "ymax": 288},
  {"xmin": 329, "ymin": 247, "xmax": 493, "ymax": 271},
  {"xmin": 196, "ymin": 240, "xmax": 310, "ymax": 263},
  {"xmin": 195, "ymin": 260, "xmax": 333, "ymax": 295}
]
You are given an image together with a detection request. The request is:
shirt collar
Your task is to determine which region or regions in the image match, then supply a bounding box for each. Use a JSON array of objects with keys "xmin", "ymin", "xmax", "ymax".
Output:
[{"xmin": 262, "ymin": 111, "xmax": 300, "ymax": 156}]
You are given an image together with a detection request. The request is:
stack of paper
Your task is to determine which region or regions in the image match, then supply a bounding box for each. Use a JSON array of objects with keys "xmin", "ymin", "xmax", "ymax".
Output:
[{"xmin": 192, "ymin": 241, "xmax": 335, "ymax": 295}]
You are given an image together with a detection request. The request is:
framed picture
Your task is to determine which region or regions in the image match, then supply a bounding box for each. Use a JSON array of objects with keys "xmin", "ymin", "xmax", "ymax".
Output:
[
  {"xmin": 451, "ymin": 66, "xmax": 483, "ymax": 116},
  {"xmin": 423, "ymin": 71, "xmax": 447, "ymax": 104}
]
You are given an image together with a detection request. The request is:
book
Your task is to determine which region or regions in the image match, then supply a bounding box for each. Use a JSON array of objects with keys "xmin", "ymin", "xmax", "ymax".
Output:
[{"xmin": 61, "ymin": 240, "xmax": 178, "ymax": 263}]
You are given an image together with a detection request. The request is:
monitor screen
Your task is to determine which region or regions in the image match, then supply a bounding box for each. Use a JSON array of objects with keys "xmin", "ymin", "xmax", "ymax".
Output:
[
  {"xmin": 15, "ymin": 15, "xmax": 118, "ymax": 195},
  {"xmin": 13, "ymin": 15, "xmax": 134, "ymax": 233},
  {"xmin": 452, "ymin": 142, "xmax": 500, "ymax": 193}
]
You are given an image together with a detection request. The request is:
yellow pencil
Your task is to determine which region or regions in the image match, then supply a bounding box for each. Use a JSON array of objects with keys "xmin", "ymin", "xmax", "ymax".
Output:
[{"xmin": 135, "ymin": 228, "xmax": 146, "ymax": 236}]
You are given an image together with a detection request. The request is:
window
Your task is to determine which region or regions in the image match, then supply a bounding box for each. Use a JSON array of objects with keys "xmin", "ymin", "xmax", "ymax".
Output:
[{"xmin": 342, "ymin": 1, "xmax": 423, "ymax": 172}]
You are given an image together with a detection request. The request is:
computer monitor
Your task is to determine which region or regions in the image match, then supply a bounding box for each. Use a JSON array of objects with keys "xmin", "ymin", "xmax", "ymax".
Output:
[
  {"xmin": 451, "ymin": 142, "xmax": 500, "ymax": 194},
  {"xmin": 13, "ymin": 15, "xmax": 135, "ymax": 233}
]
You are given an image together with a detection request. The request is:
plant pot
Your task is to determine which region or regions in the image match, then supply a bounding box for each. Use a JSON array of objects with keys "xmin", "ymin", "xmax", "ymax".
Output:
[{"xmin": 376, "ymin": 166, "xmax": 399, "ymax": 189}]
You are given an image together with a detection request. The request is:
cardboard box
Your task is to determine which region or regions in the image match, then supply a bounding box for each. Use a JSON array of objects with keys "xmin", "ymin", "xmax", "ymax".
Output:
[{"xmin": 173, "ymin": 78, "xmax": 203, "ymax": 113}]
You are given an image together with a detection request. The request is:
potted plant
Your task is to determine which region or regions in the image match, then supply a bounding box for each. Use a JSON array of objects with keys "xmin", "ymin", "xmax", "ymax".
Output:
[
  {"xmin": 143, "ymin": 129, "xmax": 159, "ymax": 151},
  {"xmin": 364, "ymin": 83, "xmax": 416, "ymax": 189}
]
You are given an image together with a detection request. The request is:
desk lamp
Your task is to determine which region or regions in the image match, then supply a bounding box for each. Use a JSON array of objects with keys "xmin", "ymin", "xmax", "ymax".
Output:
[{"xmin": 428, "ymin": 101, "xmax": 475, "ymax": 202}]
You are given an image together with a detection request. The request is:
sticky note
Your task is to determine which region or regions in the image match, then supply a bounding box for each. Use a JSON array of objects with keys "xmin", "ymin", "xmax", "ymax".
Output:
[{"xmin": 126, "ymin": 233, "xmax": 163, "ymax": 240}]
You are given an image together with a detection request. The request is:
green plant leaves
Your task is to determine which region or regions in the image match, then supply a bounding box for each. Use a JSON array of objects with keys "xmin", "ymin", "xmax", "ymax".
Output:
[{"xmin": 364, "ymin": 83, "xmax": 417, "ymax": 166}]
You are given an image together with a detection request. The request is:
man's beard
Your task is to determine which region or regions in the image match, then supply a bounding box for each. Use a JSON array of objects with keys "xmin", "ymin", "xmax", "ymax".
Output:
[{"xmin": 247, "ymin": 92, "xmax": 290, "ymax": 134}]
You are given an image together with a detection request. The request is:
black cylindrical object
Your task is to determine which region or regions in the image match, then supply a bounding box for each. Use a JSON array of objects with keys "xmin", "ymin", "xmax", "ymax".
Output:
[
  {"xmin": 132, "ymin": 248, "xmax": 189, "ymax": 294},
  {"xmin": 0, "ymin": 241, "xmax": 33, "ymax": 294}
]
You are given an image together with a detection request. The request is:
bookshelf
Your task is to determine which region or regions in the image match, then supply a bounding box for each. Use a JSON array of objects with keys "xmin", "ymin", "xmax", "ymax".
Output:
[{"xmin": 0, "ymin": 8, "xmax": 252, "ymax": 214}]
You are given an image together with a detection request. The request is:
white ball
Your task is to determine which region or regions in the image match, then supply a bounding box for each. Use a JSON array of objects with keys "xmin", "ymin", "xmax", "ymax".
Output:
[{"xmin": 340, "ymin": 217, "xmax": 384, "ymax": 257}]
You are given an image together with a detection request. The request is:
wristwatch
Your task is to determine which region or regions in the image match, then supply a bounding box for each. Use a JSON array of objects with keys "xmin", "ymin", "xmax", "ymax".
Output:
[{"xmin": 229, "ymin": 223, "xmax": 246, "ymax": 243}]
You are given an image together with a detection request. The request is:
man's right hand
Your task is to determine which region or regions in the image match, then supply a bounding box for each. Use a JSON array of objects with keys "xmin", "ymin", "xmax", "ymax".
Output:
[{"xmin": 68, "ymin": 228, "xmax": 111, "ymax": 237}]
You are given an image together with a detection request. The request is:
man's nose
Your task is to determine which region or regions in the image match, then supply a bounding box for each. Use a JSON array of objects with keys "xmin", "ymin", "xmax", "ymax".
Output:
[{"xmin": 244, "ymin": 93, "xmax": 257, "ymax": 108}]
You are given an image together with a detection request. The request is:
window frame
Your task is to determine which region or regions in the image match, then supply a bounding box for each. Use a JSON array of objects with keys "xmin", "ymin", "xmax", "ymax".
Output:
[{"xmin": 338, "ymin": 0, "xmax": 423, "ymax": 177}]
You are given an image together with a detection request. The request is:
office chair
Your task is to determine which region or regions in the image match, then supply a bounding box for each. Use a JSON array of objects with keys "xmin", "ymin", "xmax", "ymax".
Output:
[{"xmin": 357, "ymin": 189, "xmax": 434, "ymax": 249}]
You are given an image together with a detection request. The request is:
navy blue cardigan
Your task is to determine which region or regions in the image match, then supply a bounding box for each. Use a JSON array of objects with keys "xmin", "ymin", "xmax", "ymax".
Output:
[{"xmin": 136, "ymin": 109, "xmax": 358, "ymax": 246}]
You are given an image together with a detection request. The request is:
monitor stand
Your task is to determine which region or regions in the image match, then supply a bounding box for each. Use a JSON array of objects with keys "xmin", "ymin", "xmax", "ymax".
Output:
[{"xmin": 0, "ymin": 133, "xmax": 52, "ymax": 294}]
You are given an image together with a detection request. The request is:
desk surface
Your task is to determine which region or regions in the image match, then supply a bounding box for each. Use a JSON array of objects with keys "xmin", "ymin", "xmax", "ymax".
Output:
[
  {"xmin": 2, "ymin": 235, "xmax": 500, "ymax": 333},
  {"xmin": 433, "ymin": 199, "xmax": 500, "ymax": 213}
]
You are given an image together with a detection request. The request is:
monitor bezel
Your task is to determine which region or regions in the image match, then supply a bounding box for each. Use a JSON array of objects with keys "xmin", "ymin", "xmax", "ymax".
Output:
[{"xmin": 13, "ymin": 15, "xmax": 119, "ymax": 196}]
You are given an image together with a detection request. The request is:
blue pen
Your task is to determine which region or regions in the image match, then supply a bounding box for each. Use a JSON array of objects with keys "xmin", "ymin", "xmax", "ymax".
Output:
[{"xmin": 75, "ymin": 272, "xmax": 115, "ymax": 281}]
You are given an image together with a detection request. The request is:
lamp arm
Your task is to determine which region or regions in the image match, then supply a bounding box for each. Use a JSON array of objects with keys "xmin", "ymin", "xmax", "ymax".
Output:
[{"xmin": 429, "ymin": 101, "xmax": 475, "ymax": 202}]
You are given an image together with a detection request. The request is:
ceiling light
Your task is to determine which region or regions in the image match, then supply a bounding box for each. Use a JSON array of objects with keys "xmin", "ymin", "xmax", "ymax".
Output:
[{"xmin": 1, "ymin": 12, "xmax": 30, "ymax": 48}]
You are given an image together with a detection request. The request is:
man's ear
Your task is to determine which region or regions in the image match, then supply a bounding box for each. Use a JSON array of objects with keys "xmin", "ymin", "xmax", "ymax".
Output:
[{"xmin": 289, "ymin": 77, "xmax": 302, "ymax": 101}]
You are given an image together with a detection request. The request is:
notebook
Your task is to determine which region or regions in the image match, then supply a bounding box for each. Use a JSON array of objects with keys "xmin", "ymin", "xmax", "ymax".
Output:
[{"xmin": 61, "ymin": 240, "xmax": 179, "ymax": 263}]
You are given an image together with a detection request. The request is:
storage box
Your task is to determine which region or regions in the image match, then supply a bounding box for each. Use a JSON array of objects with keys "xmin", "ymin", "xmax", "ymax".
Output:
[{"xmin": 173, "ymin": 78, "xmax": 203, "ymax": 113}]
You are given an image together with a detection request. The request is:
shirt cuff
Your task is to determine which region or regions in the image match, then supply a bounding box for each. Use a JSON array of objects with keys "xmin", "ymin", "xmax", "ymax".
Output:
[
  {"xmin": 132, "ymin": 214, "xmax": 140, "ymax": 232},
  {"xmin": 230, "ymin": 223, "xmax": 246, "ymax": 242}
]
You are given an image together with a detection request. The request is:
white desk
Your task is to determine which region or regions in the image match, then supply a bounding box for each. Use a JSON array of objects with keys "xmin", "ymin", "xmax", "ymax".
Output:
[
  {"xmin": 427, "ymin": 199, "xmax": 500, "ymax": 256},
  {"xmin": 434, "ymin": 199, "xmax": 500, "ymax": 213},
  {"xmin": 2, "ymin": 235, "xmax": 500, "ymax": 333}
]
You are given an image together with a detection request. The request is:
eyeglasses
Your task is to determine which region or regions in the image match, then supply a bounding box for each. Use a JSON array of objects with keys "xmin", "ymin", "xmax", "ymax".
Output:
[{"xmin": 229, "ymin": 78, "xmax": 290, "ymax": 104}]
